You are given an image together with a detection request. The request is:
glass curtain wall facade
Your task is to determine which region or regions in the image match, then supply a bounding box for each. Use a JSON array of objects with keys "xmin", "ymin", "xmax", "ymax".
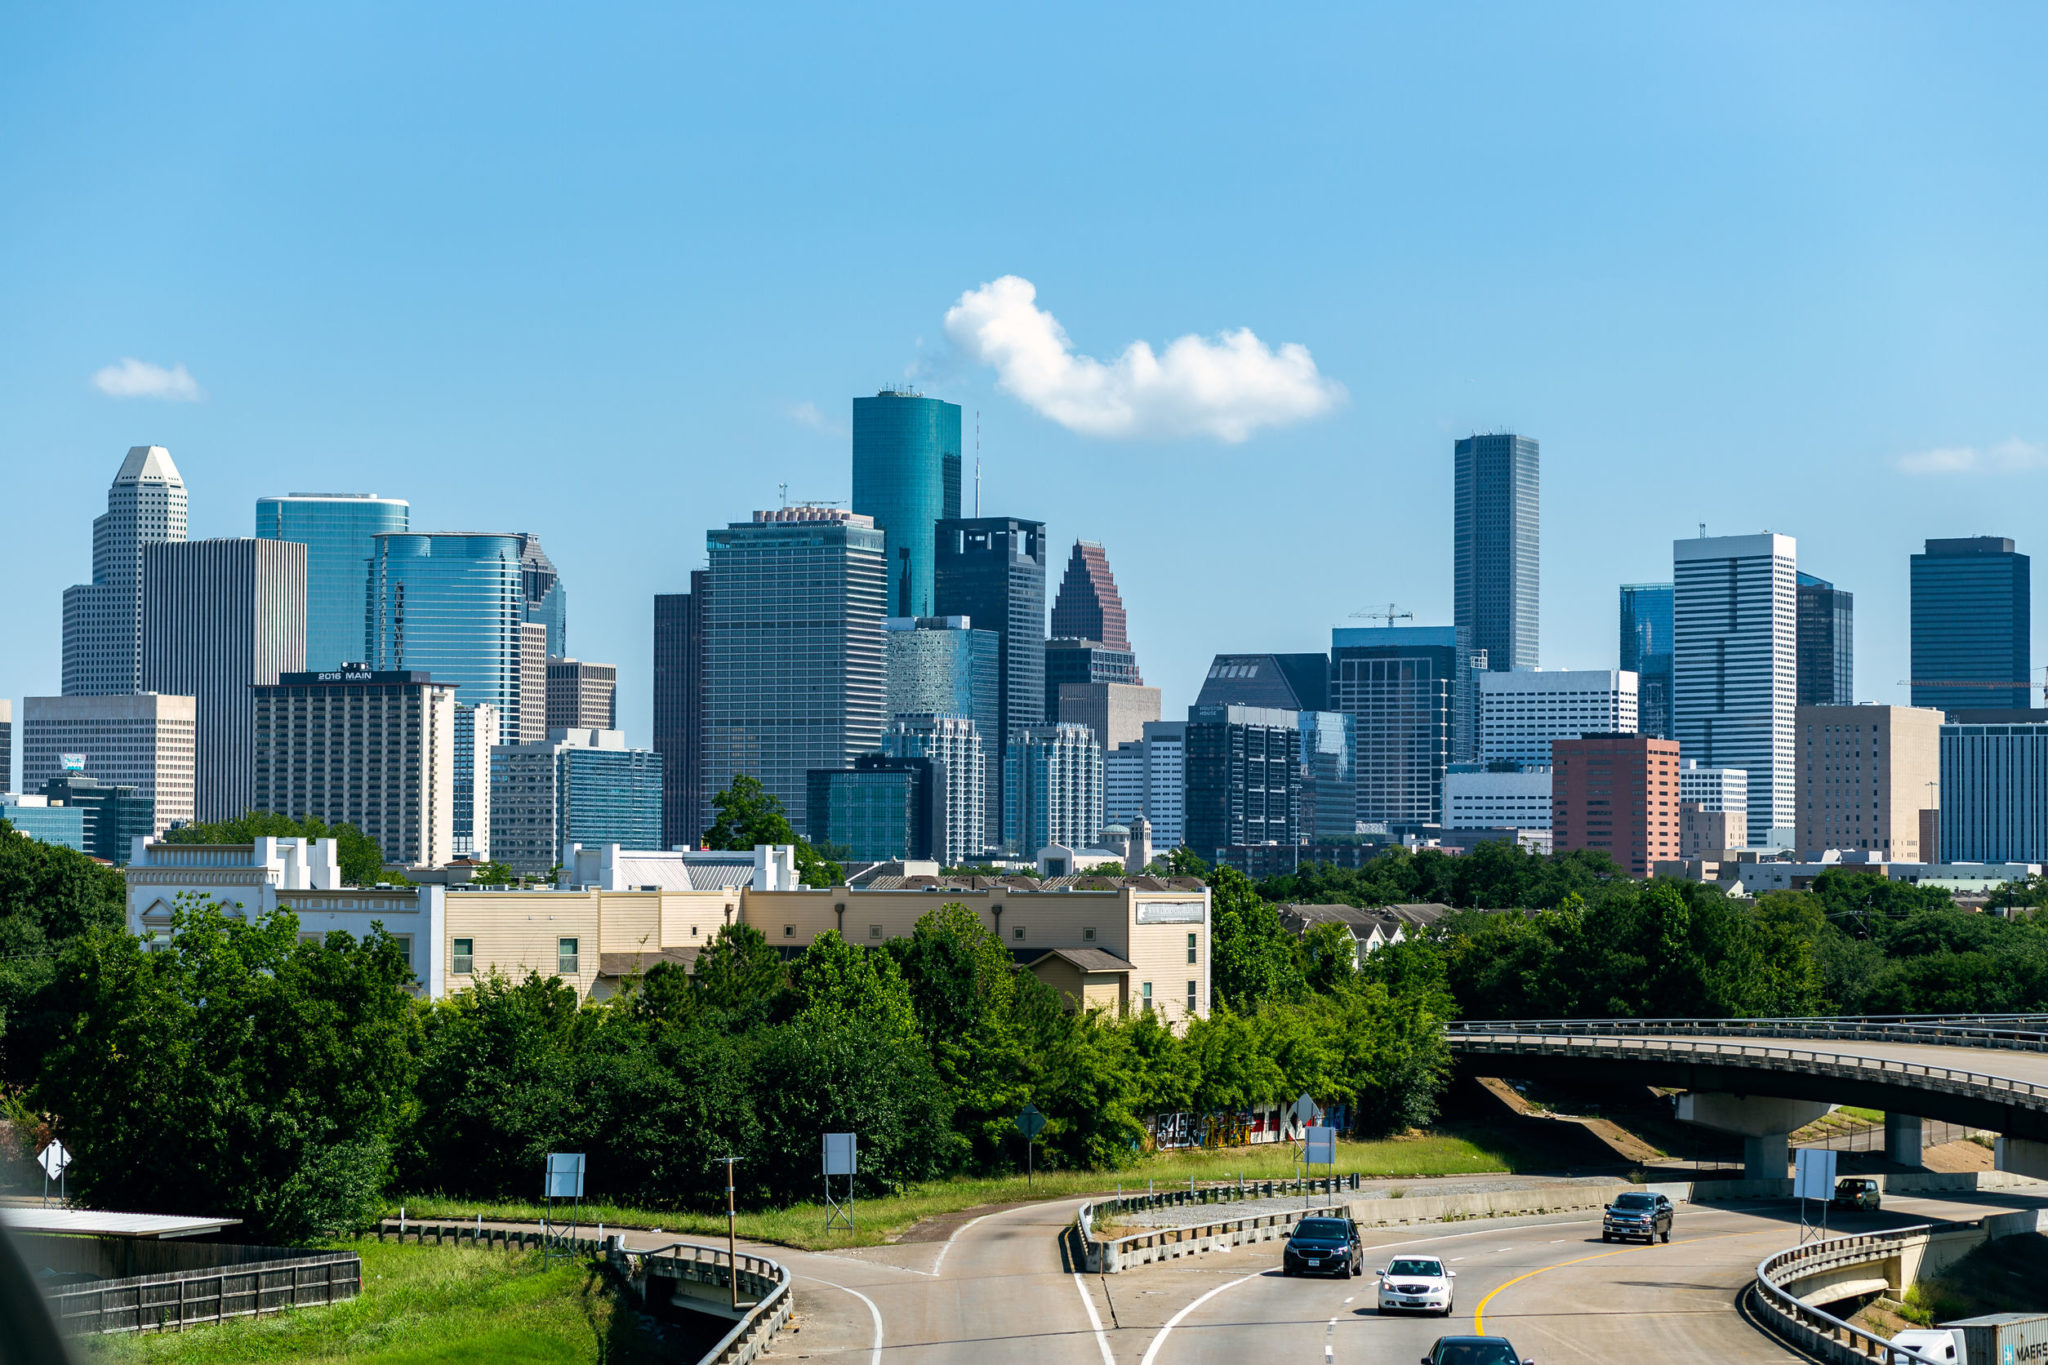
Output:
[
  {"xmin": 652, "ymin": 573, "xmax": 707, "ymax": 850},
  {"xmin": 1329, "ymin": 626, "xmax": 1467, "ymax": 830},
  {"xmin": 1453, "ymin": 434, "xmax": 1540, "ymax": 673},
  {"xmin": 1939, "ymin": 721, "xmax": 2048, "ymax": 861},
  {"xmin": 369, "ymin": 533, "xmax": 532, "ymax": 741},
  {"xmin": 1183, "ymin": 705, "xmax": 1302, "ymax": 858},
  {"xmin": 852, "ymin": 390, "xmax": 962, "ymax": 618},
  {"xmin": 1297, "ymin": 710, "xmax": 1356, "ymax": 840},
  {"xmin": 516, "ymin": 534, "xmax": 568, "ymax": 657},
  {"xmin": 1796, "ymin": 572, "xmax": 1855, "ymax": 707},
  {"xmin": 807, "ymin": 756, "xmax": 942, "ymax": 863},
  {"xmin": 1619, "ymin": 583, "xmax": 1675, "ymax": 739},
  {"xmin": 935, "ymin": 517, "xmax": 1047, "ymax": 849},
  {"xmin": 255, "ymin": 494, "xmax": 410, "ymax": 671},
  {"xmin": 1911, "ymin": 537, "xmax": 2031, "ymax": 712}
]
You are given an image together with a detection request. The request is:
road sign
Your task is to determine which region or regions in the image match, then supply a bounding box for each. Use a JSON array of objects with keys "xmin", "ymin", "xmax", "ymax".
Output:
[
  {"xmin": 1291, "ymin": 1092, "xmax": 1318, "ymax": 1124},
  {"xmin": 1793, "ymin": 1147, "xmax": 1837, "ymax": 1201},
  {"xmin": 543, "ymin": 1152, "xmax": 586, "ymax": 1199},
  {"xmin": 823, "ymin": 1132, "xmax": 857, "ymax": 1176},
  {"xmin": 1015, "ymin": 1104, "xmax": 1046, "ymax": 1140},
  {"xmin": 38, "ymin": 1141, "xmax": 69, "ymax": 1181},
  {"xmin": 1304, "ymin": 1126, "xmax": 1336, "ymax": 1166}
]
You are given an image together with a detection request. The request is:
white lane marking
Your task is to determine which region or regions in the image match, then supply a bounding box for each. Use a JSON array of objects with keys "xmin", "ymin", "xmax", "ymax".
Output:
[
  {"xmin": 1344, "ymin": 1296, "xmax": 1355, "ymax": 1304},
  {"xmin": 1074, "ymin": 1272, "xmax": 1116, "ymax": 1365},
  {"xmin": 804, "ymin": 1274, "xmax": 883, "ymax": 1365},
  {"xmin": 929, "ymin": 1209, "xmax": 999, "ymax": 1279}
]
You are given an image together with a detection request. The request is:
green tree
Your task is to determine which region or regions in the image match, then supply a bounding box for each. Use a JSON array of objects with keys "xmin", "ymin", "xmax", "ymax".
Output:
[
  {"xmin": 0, "ymin": 818, "xmax": 126, "ymax": 1084},
  {"xmin": 1208, "ymin": 865, "xmax": 1305, "ymax": 1011},
  {"xmin": 161, "ymin": 812, "xmax": 386, "ymax": 887},
  {"xmin": 701, "ymin": 775, "xmax": 843, "ymax": 886},
  {"xmin": 690, "ymin": 923, "xmax": 787, "ymax": 1028},
  {"xmin": 466, "ymin": 860, "xmax": 518, "ymax": 886}
]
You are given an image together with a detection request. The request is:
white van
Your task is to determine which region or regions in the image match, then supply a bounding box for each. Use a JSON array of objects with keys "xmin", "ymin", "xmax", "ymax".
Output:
[{"xmin": 1890, "ymin": 1329, "xmax": 1965, "ymax": 1365}]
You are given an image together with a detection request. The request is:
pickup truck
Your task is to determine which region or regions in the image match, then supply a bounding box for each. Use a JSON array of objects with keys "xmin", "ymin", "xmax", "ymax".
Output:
[{"xmin": 1601, "ymin": 1191, "xmax": 1673, "ymax": 1244}]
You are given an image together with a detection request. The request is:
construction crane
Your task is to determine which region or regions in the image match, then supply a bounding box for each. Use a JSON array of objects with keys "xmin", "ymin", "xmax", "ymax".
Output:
[{"xmin": 1350, "ymin": 603, "xmax": 1414, "ymax": 627}]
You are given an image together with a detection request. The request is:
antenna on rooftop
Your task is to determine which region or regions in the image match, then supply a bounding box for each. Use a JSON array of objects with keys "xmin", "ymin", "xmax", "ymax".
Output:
[
  {"xmin": 778, "ymin": 482, "xmax": 789, "ymax": 508},
  {"xmin": 974, "ymin": 411, "xmax": 981, "ymax": 518},
  {"xmin": 1699, "ymin": 522, "xmax": 1707, "ymax": 538}
]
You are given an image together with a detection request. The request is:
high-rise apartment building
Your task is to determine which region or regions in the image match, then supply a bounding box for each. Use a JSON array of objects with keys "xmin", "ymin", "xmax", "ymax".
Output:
[
  {"xmin": 368, "ymin": 533, "xmax": 543, "ymax": 747},
  {"xmin": 1329, "ymin": 626, "xmax": 1475, "ymax": 830},
  {"xmin": 546, "ymin": 659, "xmax": 618, "ymax": 731},
  {"xmin": 21, "ymin": 693, "xmax": 196, "ymax": 835},
  {"xmin": 141, "ymin": 539, "xmax": 307, "ymax": 822},
  {"xmin": 1194, "ymin": 653, "xmax": 1330, "ymax": 711},
  {"xmin": 935, "ymin": 516, "xmax": 1047, "ymax": 848},
  {"xmin": 807, "ymin": 755, "xmax": 945, "ymax": 864},
  {"xmin": 852, "ymin": 389, "xmax": 963, "ymax": 618},
  {"xmin": 255, "ymin": 493, "xmax": 410, "ymax": 671},
  {"xmin": 1939, "ymin": 719, "xmax": 2048, "ymax": 862},
  {"xmin": 881, "ymin": 714, "xmax": 985, "ymax": 866},
  {"xmin": 1795, "ymin": 704, "xmax": 1941, "ymax": 858},
  {"xmin": 491, "ymin": 728, "xmax": 663, "ymax": 876},
  {"xmin": 253, "ymin": 667, "xmax": 459, "ymax": 868},
  {"xmin": 1551, "ymin": 733, "xmax": 1681, "ymax": 876},
  {"xmin": 63, "ymin": 446, "xmax": 189, "ymax": 696},
  {"xmin": 1618, "ymin": 583, "xmax": 1674, "ymax": 739},
  {"xmin": 703, "ymin": 509, "xmax": 886, "ymax": 839},
  {"xmin": 1796, "ymin": 572, "xmax": 1855, "ymax": 707},
  {"xmin": 1183, "ymin": 705, "xmax": 1301, "ymax": 859},
  {"xmin": 1478, "ymin": 670, "xmax": 1638, "ymax": 767},
  {"xmin": 1911, "ymin": 537, "xmax": 2031, "ymax": 712},
  {"xmin": 1049, "ymin": 541, "xmax": 1136, "ymax": 661},
  {"xmin": 452, "ymin": 701, "xmax": 497, "ymax": 859},
  {"xmin": 517, "ymin": 533, "xmax": 568, "ymax": 658},
  {"xmin": 1453, "ymin": 433, "xmax": 1539, "ymax": 672},
  {"xmin": 1003, "ymin": 723, "xmax": 1103, "ymax": 854},
  {"xmin": 1673, "ymin": 532, "xmax": 1798, "ymax": 847},
  {"xmin": 1106, "ymin": 719, "xmax": 1186, "ymax": 849},
  {"xmin": 653, "ymin": 574, "xmax": 707, "ymax": 850}
]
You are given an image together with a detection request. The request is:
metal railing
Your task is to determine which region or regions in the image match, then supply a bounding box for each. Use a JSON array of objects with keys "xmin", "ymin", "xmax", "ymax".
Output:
[
  {"xmin": 1752, "ymin": 1224, "xmax": 1950, "ymax": 1365},
  {"xmin": 48, "ymin": 1251, "xmax": 361, "ymax": 1336},
  {"xmin": 1448, "ymin": 1017, "xmax": 2048, "ymax": 1051},
  {"xmin": 626, "ymin": 1240, "xmax": 792, "ymax": 1365}
]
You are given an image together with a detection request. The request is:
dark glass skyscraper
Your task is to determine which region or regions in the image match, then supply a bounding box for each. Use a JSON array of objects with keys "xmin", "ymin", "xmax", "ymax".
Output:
[
  {"xmin": 1911, "ymin": 537, "xmax": 2031, "ymax": 712},
  {"xmin": 1453, "ymin": 433, "xmax": 1540, "ymax": 672},
  {"xmin": 1618, "ymin": 582, "xmax": 1675, "ymax": 739},
  {"xmin": 1796, "ymin": 571, "xmax": 1855, "ymax": 706},
  {"xmin": 935, "ymin": 516, "xmax": 1046, "ymax": 848},
  {"xmin": 1183, "ymin": 704, "xmax": 1301, "ymax": 859},
  {"xmin": 1328, "ymin": 625, "xmax": 1471, "ymax": 830},
  {"xmin": 852, "ymin": 390, "xmax": 962, "ymax": 618},
  {"xmin": 653, "ymin": 570, "xmax": 706, "ymax": 849}
]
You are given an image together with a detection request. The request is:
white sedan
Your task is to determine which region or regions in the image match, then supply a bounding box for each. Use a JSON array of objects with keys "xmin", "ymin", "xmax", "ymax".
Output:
[{"xmin": 1377, "ymin": 1256, "xmax": 1455, "ymax": 1316}]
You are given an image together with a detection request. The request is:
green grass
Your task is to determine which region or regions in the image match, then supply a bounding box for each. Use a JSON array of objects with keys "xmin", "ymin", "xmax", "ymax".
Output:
[
  {"xmin": 80, "ymin": 1241, "xmax": 651, "ymax": 1364},
  {"xmin": 396, "ymin": 1128, "xmax": 1535, "ymax": 1251}
]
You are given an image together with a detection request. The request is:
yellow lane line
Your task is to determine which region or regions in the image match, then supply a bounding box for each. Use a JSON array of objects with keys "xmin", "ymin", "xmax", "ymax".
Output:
[{"xmin": 1471, "ymin": 1229, "xmax": 1772, "ymax": 1335}]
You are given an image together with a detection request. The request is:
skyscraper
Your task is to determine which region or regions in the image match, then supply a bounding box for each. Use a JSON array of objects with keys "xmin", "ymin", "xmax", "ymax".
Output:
[
  {"xmin": 653, "ymin": 574, "xmax": 707, "ymax": 850},
  {"xmin": 490, "ymin": 728, "xmax": 662, "ymax": 875},
  {"xmin": 1329, "ymin": 625, "xmax": 1474, "ymax": 830},
  {"xmin": 852, "ymin": 389, "xmax": 962, "ymax": 618},
  {"xmin": 1183, "ymin": 705, "xmax": 1302, "ymax": 859},
  {"xmin": 807, "ymin": 755, "xmax": 945, "ymax": 864},
  {"xmin": 1551, "ymin": 734, "xmax": 1681, "ymax": 876},
  {"xmin": 22, "ymin": 693, "xmax": 196, "ymax": 835},
  {"xmin": 1619, "ymin": 583, "xmax": 1675, "ymax": 740},
  {"xmin": 546, "ymin": 659, "xmax": 618, "ymax": 730},
  {"xmin": 452, "ymin": 701, "xmax": 497, "ymax": 858},
  {"xmin": 935, "ymin": 516, "xmax": 1047, "ymax": 849},
  {"xmin": 1106, "ymin": 719, "xmax": 1186, "ymax": 849},
  {"xmin": 703, "ymin": 508, "xmax": 886, "ymax": 838},
  {"xmin": 1194, "ymin": 653, "xmax": 1330, "ymax": 711},
  {"xmin": 1049, "ymin": 541, "xmax": 1136, "ymax": 660},
  {"xmin": 1479, "ymin": 669, "xmax": 1639, "ymax": 767},
  {"xmin": 1796, "ymin": 704, "xmax": 1940, "ymax": 858},
  {"xmin": 1796, "ymin": 572, "xmax": 1855, "ymax": 707},
  {"xmin": 368, "ymin": 533, "xmax": 540, "ymax": 744},
  {"xmin": 63, "ymin": 446, "xmax": 189, "ymax": 696},
  {"xmin": 1453, "ymin": 433, "xmax": 1540, "ymax": 672},
  {"xmin": 1673, "ymin": 532, "xmax": 1798, "ymax": 846},
  {"xmin": 517, "ymin": 533, "xmax": 568, "ymax": 657},
  {"xmin": 881, "ymin": 714, "xmax": 985, "ymax": 865},
  {"xmin": 1003, "ymin": 722, "xmax": 1103, "ymax": 854},
  {"xmin": 1911, "ymin": 537, "xmax": 2031, "ymax": 712},
  {"xmin": 254, "ymin": 493, "xmax": 410, "ymax": 671},
  {"xmin": 141, "ymin": 539, "xmax": 307, "ymax": 822},
  {"xmin": 1043, "ymin": 638, "xmax": 1143, "ymax": 703}
]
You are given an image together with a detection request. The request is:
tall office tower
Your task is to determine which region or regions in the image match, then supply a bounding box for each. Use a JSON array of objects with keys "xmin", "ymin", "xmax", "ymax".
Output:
[
  {"xmin": 703, "ymin": 509, "xmax": 886, "ymax": 838},
  {"xmin": 369, "ymin": 533, "xmax": 542, "ymax": 746},
  {"xmin": 1796, "ymin": 573, "xmax": 1855, "ymax": 707},
  {"xmin": 1673, "ymin": 532, "xmax": 1798, "ymax": 847},
  {"xmin": 1479, "ymin": 670, "xmax": 1638, "ymax": 767},
  {"xmin": 1296, "ymin": 711, "xmax": 1356, "ymax": 840},
  {"xmin": 517, "ymin": 533, "xmax": 568, "ymax": 657},
  {"xmin": 546, "ymin": 659, "xmax": 618, "ymax": 731},
  {"xmin": 882, "ymin": 714, "xmax": 985, "ymax": 865},
  {"xmin": 1445, "ymin": 765, "xmax": 1554, "ymax": 831},
  {"xmin": 21, "ymin": 693, "xmax": 196, "ymax": 834},
  {"xmin": 253, "ymin": 667, "xmax": 458, "ymax": 868},
  {"xmin": 1003, "ymin": 723, "xmax": 1103, "ymax": 854},
  {"xmin": 852, "ymin": 389, "xmax": 963, "ymax": 618},
  {"xmin": 935, "ymin": 516, "xmax": 1047, "ymax": 848},
  {"xmin": 1795, "ymin": 705, "xmax": 1941, "ymax": 858},
  {"xmin": 141, "ymin": 539, "xmax": 306, "ymax": 822},
  {"xmin": 1453, "ymin": 433, "xmax": 1540, "ymax": 672},
  {"xmin": 62, "ymin": 446, "xmax": 189, "ymax": 696},
  {"xmin": 1183, "ymin": 705, "xmax": 1301, "ymax": 859},
  {"xmin": 1105, "ymin": 719, "xmax": 1186, "ymax": 848},
  {"xmin": 1055, "ymin": 683, "xmax": 1162, "ymax": 752},
  {"xmin": 451, "ymin": 701, "xmax": 497, "ymax": 858},
  {"xmin": 1940, "ymin": 718, "xmax": 2048, "ymax": 862},
  {"xmin": 1049, "ymin": 541, "xmax": 1136, "ymax": 661},
  {"xmin": 885, "ymin": 615, "xmax": 998, "ymax": 829},
  {"xmin": 653, "ymin": 572, "xmax": 707, "ymax": 850},
  {"xmin": 1911, "ymin": 537, "xmax": 2032, "ymax": 712},
  {"xmin": 491, "ymin": 729, "xmax": 662, "ymax": 876},
  {"xmin": 808, "ymin": 755, "xmax": 946, "ymax": 864},
  {"xmin": 1329, "ymin": 626, "xmax": 1472, "ymax": 830},
  {"xmin": 1618, "ymin": 583, "xmax": 1675, "ymax": 739},
  {"xmin": 35, "ymin": 775, "xmax": 154, "ymax": 864},
  {"xmin": 0, "ymin": 700, "xmax": 10, "ymax": 793},
  {"xmin": 1194, "ymin": 652, "xmax": 1330, "ymax": 711},
  {"xmin": 1043, "ymin": 638, "xmax": 1143, "ymax": 709},
  {"xmin": 254, "ymin": 493, "xmax": 410, "ymax": 671},
  {"xmin": 1551, "ymin": 734, "xmax": 1681, "ymax": 876}
]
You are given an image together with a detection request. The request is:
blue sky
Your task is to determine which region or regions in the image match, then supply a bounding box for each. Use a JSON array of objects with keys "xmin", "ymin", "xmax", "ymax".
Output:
[{"xmin": 7, "ymin": 2, "xmax": 2048, "ymax": 780}]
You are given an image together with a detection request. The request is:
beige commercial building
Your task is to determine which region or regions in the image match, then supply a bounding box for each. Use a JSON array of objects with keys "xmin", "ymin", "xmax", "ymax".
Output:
[
  {"xmin": 1795, "ymin": 704, "xmax": 1943, "ymax": 858},
  {"xmin": 21, "ymin": 693, "xmax": 197, "ymax": 835},
  {"xmin": 1056, "ymin": 682, "xmax": 1162, "ymax": 752}
]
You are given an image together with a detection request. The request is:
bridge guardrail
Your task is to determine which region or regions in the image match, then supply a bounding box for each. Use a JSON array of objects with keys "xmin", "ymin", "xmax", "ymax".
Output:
[
  {"xmin": 1072, "ymin": 1175, "xmax": 1359, "ymax": 1272},
  {"xmin": 1751, "ymin": 1223, "xmax": 1952, "ymax": 1365},
  {"xmin": 1447, "ymin": 1017, "xmax": 2048, "ymax": 1052},
  {"xmin": 623, "ymin": 1240, "xmax": 791, "ymax": 1365}
]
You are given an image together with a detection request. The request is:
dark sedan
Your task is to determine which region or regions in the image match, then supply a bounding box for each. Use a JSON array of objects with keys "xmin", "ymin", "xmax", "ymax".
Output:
[
  {"xmin": 1281, "ymin": 1216, "xmax": 1363, "ymax": 1278},
  {"xmin": 1423, "ymin": 1336, "xmax": 1533, "ymax": 1365}
]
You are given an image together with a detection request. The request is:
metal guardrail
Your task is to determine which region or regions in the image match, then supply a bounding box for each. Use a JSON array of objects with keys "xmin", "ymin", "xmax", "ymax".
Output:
[
  {"xmin": 1448, "ymin": 1017, "xmax": 2048, "ymax": 1051},
  {"xmin": 627, "ymin": 1240, "xmax": 791, "ymax": 1365},
  {"xmin": 48, "ymin": 1251, "xmax": 361, "ymax": 1336},
  {"xmin": 1752, "ymin": 1224, "xmax": 1951, "ymax": 1365},
  {"xmin": 1072, "ymin": 1176, "xmax": 1361, "ymax": 1272}
]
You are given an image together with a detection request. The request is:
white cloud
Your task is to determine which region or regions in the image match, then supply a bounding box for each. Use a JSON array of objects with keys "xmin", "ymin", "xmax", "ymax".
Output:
[
  {"xmin": 1897, "ymin": 438, "xmax": 2048, "ymax": 475},
  {"xmin": 942, "ymin": 275, "xmax": 1345, "ymax": 442},
  {"xmin": 91, "ymin": 357, "xmax": 204, "ymax": 401},
  {"xmin": 786, "ymin": 400, "xmax": 846, "ymax": 437}
]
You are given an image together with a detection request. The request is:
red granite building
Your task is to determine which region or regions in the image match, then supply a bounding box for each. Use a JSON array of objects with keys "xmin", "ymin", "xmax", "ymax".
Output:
[
  {"xmin": 1551, "ymin": 733, "xmax": 1681, "ymax": 875},
  {"xmin": 1049, "ymin": 540, "xmax": 1132, "ymax": 654}
]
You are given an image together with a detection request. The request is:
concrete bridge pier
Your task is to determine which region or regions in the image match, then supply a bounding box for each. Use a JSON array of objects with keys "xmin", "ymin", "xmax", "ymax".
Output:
[
  {"xmin": 1675, "ymin": 1092, "xmax": 1834, "ymax": 1180},
  {"xmin": 1885, "ymin": 1112, "xmax": 1923, "ymax": 1167},
  {"xmin": 1995, "ymin": 1136, "xmax": 2048, "ymax": 1181}
]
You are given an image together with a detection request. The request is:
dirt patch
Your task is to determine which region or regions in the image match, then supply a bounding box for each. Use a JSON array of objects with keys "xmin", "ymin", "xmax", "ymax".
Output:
[
  {"xmin": 1921, "ymin": 1138, "xmax": 1995, "ymax": 1173},
  {"xmin": 894, "ymin": 1200, "xmax": 1041, "ymax": 1244}
]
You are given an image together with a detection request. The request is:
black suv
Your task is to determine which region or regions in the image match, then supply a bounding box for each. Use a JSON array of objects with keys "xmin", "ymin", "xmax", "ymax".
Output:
[
  {"xmin": 1601, "ymin": 1191, "xmax": 1673, "ymax": 1244},
  {"xmin": 1281, "ymin": 1216, "xmax": 1363, "ymax": 1278},
  {"xmin": 1423, "ymin": 1336, "xmax": 1533, "ymax": 1365}
]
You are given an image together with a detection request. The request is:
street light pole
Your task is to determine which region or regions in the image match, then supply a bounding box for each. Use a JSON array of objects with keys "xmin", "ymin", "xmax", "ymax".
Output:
[{"xmin": 723, "ymin": 1156, "xmax": 739, "ymax": 1310}]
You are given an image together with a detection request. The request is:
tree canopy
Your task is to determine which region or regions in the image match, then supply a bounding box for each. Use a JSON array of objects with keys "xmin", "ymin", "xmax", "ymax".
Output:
[
  {"xmin": 160, "ymin": 812, "xmax": 387, "ymax": 887},
  {"xmin": 702, "ymin": 775, "xmax": 843, "ymax": 886}
]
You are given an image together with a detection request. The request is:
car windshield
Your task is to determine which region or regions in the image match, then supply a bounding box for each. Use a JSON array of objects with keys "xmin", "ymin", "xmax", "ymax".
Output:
[
  {"xmin": 1435, "ymin": 1340, "xmax": 1522, "ymax": 1365},
  {"xmin": 1293, "ymin": 1220, "xmax": 1348, "ymax": 1239},
  {"xmin": 1613, "ymin": 1194, "xmax": 1656, "ymax": 1209},
  {"xmin": 1388, "ymin": 1259, "xmax": 1444, "ymax": 1277}
]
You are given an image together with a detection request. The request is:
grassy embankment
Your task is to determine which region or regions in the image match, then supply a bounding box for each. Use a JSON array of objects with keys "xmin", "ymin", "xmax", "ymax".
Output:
[
  {"xmin": 80, "ymin": 1240, "xmax": 654, "ymax": 1364},
  {"xmin": 395, "ymin": 1124, "xmax": 1559, "ymax": 1251}
]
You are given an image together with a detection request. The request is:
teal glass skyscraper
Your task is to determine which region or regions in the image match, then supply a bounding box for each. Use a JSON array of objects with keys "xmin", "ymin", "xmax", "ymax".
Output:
[
  {"xmin": 853, "ymin": 389, "xmax": 962, "ymax": 617},
  {"xmin": 368, "ymin": 532, "xmax": 526, "ymax": 722},
  {"xmin": 256, "ymin": 493, "xmax": 410, "ymax": 671},
  {"xmin": 1453, "ymin": 433, "xmax": 1540, "ymax": 671},
  {"xmin": 1619, "ymin": 582, "xmax": 1674, "ymax": 738},
  {"xmin": 1911, "ymin": 537, "xmax": 2031, "ymax": 711}
]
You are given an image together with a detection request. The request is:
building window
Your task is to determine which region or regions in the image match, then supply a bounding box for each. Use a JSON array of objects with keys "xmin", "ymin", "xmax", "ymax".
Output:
[
  {"xmin": 558, "ymin": 937, "xmax": 579, "ymax": 975},
  {"xmin": 869, "ymin": 924, "xmax": 883, "ymax": 940},
  {"xmin": 784, "ymin": 925, "xmax": 795, "ymax": 937},
  {"xmin": 452, "ymin": 938, "xmax": 474, "ymax": 975},
  {"xmin": 1013, "ymin": 925, "xmax": 1026, "ymax": 941},
  {"xmin": 1141, "ymin": 981, "xmax": 1153, "ymax": 1011},
  {"xmin": 1082, "ymin": 927, "xmax": 1096, "ymax": 942},
  {"xmin": 1187, "ymin": 980, "xmax": 1198, "ymax": 1015},
  {"xmin": 1187, "ymin": 932, "xmax": 1198, "ymax": 965}
]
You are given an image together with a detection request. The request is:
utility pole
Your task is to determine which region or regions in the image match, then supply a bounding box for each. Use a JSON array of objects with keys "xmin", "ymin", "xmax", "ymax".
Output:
[{"xmin": 722, "ymin": 1156, "xmax": 739, "ymax": 1309}]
